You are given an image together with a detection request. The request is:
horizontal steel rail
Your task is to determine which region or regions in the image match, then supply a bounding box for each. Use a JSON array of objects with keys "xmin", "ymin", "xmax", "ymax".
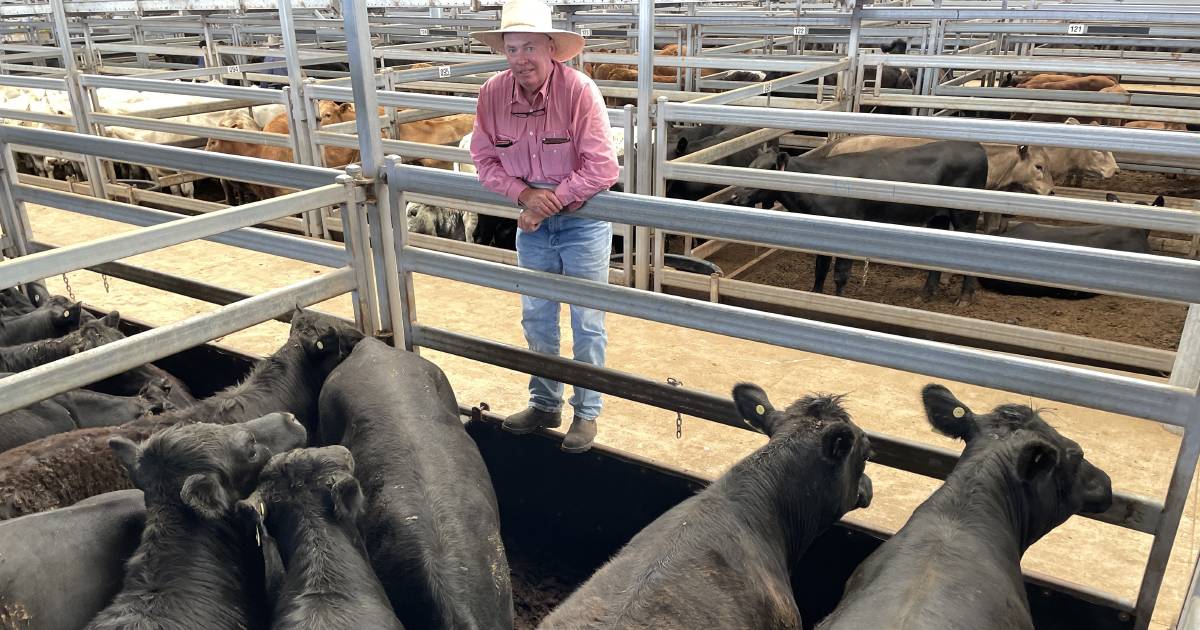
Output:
[
  {"xmin": 0, "ymin": 267, "xmax": 356, "ymax": 417},
  {"xmin": 662, "ymin": 161, "xmax": 1200, "ymax": 234},
  {"xmin": 414, "ymin": 324, "xmax": 1161, "ymax": 534},
  {"xmin": 860, "ymin": 53, "xmax": 1200, "ymax": 80},
  {"xmin": 17, "ymin": 185, "xmax": 347, "ymax": 267},
  {"xmin": 395, "ymin": 165, "xmax": 1200, "ymax": 304},
  {"xmin": 0, "ymin": 126, "xmax": 338, "ymax": 189},
  {"xmin": 79, "ymin": 73, "xmax": 288, "ymax": 104},
  {"xmin": 389, "ymin": 58, "xmax": 510, "ymax": 84},
  {"xmin": 860, "ymin": 94, "xmax": 1200, "ymax": 125},
  {"xmin": 583, "ymin": 51, "xmax": 842, "ymax": 72},
  {"xmin": 308, "ymin": 82, "xmax": 629, "ymax": 126},
  {"xmin": 663, "ymin": 102, "xmax": 1200, "ymax": 157},
  {"xmin": 688, "ymin": 61, "xmax": 848, "ymax": 106},
  {"xmin": 0, "ymin": 74, "xmax": 67, "ymax": 91},
  {"xmin": 89, "ymin": 112, "xmax": 293, "ymax": 147},
  {"xmin": 0, "ymin": 110, "xmax": 74, "ymax": 127},
  {"xmin": 2, "ymin": 183, "xmax": 349, "ymax": 286},
  {"xmin": 401, "ymin": 245, "xmax": 1193, "ymax": 426}
]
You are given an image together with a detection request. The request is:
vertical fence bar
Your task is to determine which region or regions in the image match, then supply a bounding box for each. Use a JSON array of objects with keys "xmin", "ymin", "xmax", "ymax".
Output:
[
  {"xmin": 634, "ymin": 0, "xmax": 654, "ymax": 291},
  {"xmin": 382, "ymin": 155, "xmax": 416, "ymax": 353},
  {"xmin": 0, "ymin": 142, "xmax": 31, "ymax": 260},
  {"xmin": 341, "ymin": 0, "xmax": 403, "ymax": 347},
  {"xmin": 337, "ymin": 172, "xmax": 376, "ymax": 333},
  {"xmin": 652, "ymin": 96, "xmax": 669, "ymax": 293},
  {"xmin": 620, "ymin": 104, "xmax": 635, "ymax": 287},
  {"xmin": 49, "ymin": 0, "xmax": 107, "ymax": 201}
]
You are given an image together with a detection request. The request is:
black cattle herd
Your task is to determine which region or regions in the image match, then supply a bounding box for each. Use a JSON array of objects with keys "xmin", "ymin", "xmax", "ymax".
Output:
[{"xmin": 0, "ymin": 282, "xmax": 1113, "ymax": 629}]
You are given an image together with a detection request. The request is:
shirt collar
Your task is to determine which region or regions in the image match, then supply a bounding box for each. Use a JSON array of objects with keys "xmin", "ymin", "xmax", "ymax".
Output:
[{"xmin": 510, "ymin": 61, "xmax": 559, "ymax": 107}]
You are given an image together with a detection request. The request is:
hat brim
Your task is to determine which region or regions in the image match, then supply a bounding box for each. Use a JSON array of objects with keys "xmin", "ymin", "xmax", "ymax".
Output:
[{"xmin": 473, "ymin": 29, "xmax": 585, "ymax": 63}]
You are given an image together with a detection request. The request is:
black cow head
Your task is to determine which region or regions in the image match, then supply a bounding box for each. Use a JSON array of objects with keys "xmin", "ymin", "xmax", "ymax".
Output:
[
  {"xmin": 109, "ymin": 412, "xmax": 308, "ymax": 520},
  {"xmin": 41, "ymin": 295, "xmax": 84, "ymax": 333},
  {"xmin": 922, "ymin": 384, "xmax": 1113, "ymax": 546},
  {"xmin": 880, "ymin": 38, "xmax": 908, "ymax": 55},
  {"xmin": 733, "ymin": 383, "xmax": 873, "ymax": 512},
  {"xmin": 729, "ymin": 146, "xmax": 789, "ymax": 208},
  {"xmin": 288, "ymin": 308, "xmax": 366, "ymax": 380},
  {"xmin": 235, "ymin": 446, "xmax": 362, "ymax": 595},
  {"xmin": 68, "ymin": 311, "xmax": 124, "ymax": 353},
  {"xmin": 241, "ymin": 445, "xmax": 363, "ymax": 530}
]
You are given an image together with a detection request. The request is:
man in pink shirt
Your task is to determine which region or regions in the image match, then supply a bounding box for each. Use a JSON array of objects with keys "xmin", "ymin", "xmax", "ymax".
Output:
[{"xmin": 472, "ymin": 0, "xmax": 620, "ymax": 453}]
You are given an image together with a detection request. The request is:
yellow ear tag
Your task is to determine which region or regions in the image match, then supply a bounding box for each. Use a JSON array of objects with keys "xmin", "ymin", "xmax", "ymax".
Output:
[
  {"xmin": 755, "ymin": 404, "xmax": 766, "ymax": 416},
  {"xmin": 258, "ymin": 501, "xmax": 266, "ymax": 516},
  {"xmin": 952, "ymin": 407, "xmax": 965, "ymax": 419},
  {"xmin": 62, "ymin": 311, "xmax": 69, "ymax": 318},
  {"xmin": 315, "ymin": 340, "xmax": 324, "ymax": 351},
  {"xmin": 255, "ymin": 528, "xmax": 261, "ymax": 547}
]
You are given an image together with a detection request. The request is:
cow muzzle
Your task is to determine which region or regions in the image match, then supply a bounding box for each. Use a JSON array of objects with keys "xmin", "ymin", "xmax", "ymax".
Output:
[{"xmin": 856, "ymin": 475, "xmax": 873, "ymax": 509}]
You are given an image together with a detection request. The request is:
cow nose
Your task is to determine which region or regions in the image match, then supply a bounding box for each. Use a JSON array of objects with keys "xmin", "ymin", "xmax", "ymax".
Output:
[{"xmin": 856, "ymin": 475, "xmax": 873, "ymax": 509}]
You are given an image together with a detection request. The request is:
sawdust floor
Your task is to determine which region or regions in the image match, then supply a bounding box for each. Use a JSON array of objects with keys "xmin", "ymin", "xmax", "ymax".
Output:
[{"xmin": 23, "ymin": 203, "xmax": 1199, "ymax": 629}]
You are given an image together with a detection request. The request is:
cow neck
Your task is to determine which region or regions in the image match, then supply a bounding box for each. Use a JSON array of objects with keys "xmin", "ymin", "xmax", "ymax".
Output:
[
  {"xmin": 0, "ymin": 334, "xmax": 73, "ymax": 371},
  {"xmin": 269, "ymin": 503, "xmax": 372, "ymax": 600},
  {"xmin": 915, "ymin": 442, "xmax": 1030, "ymax": 558},
  {"xmin": 213, "ymin": 340, "xmax": 321, "ymax": 420},
  {"xmin": 124, "ymin": 499, "xmax": 254, "ymax": 615},
  {"xmin": 721, "ymin": 434, "xmax": 832, "ymax": 564}
]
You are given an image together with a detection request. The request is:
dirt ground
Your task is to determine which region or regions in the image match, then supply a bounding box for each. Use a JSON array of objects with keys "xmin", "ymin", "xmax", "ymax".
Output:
[{"xmin": 20, "ymin": 203, "xmax": 1200, "ymax": 629}]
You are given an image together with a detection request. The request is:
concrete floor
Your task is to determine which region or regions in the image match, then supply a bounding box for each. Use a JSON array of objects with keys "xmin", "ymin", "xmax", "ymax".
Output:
[{"xmin": 22, "ymin": 204, "xmax": 1200, "ymax": 629}]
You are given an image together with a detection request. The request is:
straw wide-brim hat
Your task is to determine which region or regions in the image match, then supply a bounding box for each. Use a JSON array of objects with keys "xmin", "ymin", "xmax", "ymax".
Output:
[{"xmin": 473, "ymin": 0, "xmax": 586, "ymax": 63}]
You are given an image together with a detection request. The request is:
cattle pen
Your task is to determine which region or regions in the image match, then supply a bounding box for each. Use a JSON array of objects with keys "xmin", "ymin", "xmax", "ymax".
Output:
[{"xmin": 0, "ymin": 0, "xmax": 1199, "ymax": 629}]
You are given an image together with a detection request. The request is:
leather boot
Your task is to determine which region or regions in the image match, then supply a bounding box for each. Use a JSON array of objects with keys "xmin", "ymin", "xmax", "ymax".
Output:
[
  {"xmin": 502, "ymin": 406, "xmax": 562, "ymax": 435},
  {"xmin": 561, "ymin": 416, "xmax": 597, "ymax": 453}
]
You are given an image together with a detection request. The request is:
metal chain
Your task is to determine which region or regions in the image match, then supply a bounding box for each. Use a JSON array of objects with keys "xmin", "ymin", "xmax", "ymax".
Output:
[
  {"xmin": 102, "ymin": 273, "xmax": 110, "ymax": 293},
  {"xmin": 667, "ymin": 377, "xmax": 683, "ymax": 439},
  {"xmin": 61, "ymin": 273, "xmax": 74, "ymax": 301}
]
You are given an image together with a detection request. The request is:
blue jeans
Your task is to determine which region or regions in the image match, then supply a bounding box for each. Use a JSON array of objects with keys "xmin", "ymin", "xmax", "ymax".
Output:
[{"xmin": 516, "ymin": 213, "xmax": 612, "ymax": 421}]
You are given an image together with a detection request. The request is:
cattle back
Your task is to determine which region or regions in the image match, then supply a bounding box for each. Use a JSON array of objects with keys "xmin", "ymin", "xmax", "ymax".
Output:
[{"xmin": 318, "ymin": 338, "xmax": 513, "ymax": 630}]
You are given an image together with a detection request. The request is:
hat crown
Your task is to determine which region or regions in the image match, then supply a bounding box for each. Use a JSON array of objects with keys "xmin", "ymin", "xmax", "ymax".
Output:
[{"xmin": 500, "ymin": 0, "xmax": 553, "ymax": 32}]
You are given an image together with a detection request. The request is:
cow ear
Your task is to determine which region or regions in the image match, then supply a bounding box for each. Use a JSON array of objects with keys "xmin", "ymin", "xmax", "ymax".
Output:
[
  {"xmin": 820, "ymin": 423, "xmax": 857, "ymax": 463},
  {"xmin": 675, "ymin": 136, "xmax": 688, "ymax": 157},
  {"xmin": 1064, "ymin": 117, "xmax": 1080, "ymax": 125},
  {"xmin": 302, "ymin": 325, "xmax": 339, "ymax": 359},
  {"xmin": 775, "ymin": 151, "xmax": 788, "ymax": 171},
  {"xmin": 1105, "ymin": 192, "xmax": 1121, "ymax": 203},
  {"xmin": 327, "ymin": 473, "xmax": 364, "ymax": 522},
  {"xmin": 234, "ymin": 497, "xmax": 266, "ymax": 543},
  {"xmin": 180, "ymin": 473, "xmax": 233, "ymax": 520},
  {"xmin": 1018, "ymin": 145, "xmax": 1030, "ymax": 159},
  {"xmin": 732, "ymin": 383, "xmax": 777, "ymax": 435},
  {"xmin": 339, "ymin": 102, "xmax": 353, "ymax": 114},
  {"xmin": 101, "ymin": 310, "xmax": 120, "ymax": 327},
  {"xmin": 108, "ymin": 436, "xmax": 139, "ymax": 472},
  {"xmin": 1016, "ymin": 439, "xmax": 1060, "ymax": 483},
  {"xmin": 1153, "ymin": 194, "xmax": 1166, "ymax": 207},
  {"xmin": 921, "ymin": 384, "xmax": 979, "ymax": 441}
]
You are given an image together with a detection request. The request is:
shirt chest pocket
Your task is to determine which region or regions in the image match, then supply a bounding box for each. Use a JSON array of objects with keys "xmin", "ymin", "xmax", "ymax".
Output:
[
  {"xmin": 494, "ymin": 134, "xmax": 531, "ymax": 178},
  {"xmin": 539, "ymin": 130, "xmax": 575, "ymax": 178}
]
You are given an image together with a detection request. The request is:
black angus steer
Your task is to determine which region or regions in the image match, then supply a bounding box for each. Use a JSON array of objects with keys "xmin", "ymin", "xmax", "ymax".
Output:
[
  {"xmin": 0, "ymin": 310, "xmax": 363, "ymax": 520},
  {"xmin": 318, "ymin": 337, "xmax": 512, "ymax": 630},
  {"xmin": 237, "ymin": 445, "xmax": 404, "ymax": 630},
  {"xmin": 816, "ymin": 384, "xmax": 1112, "ymax": 630},
  {"xmin": 0, "ymin": 489, "xmax": 145, "ymax": 630},
  {"xmin": 978, "ymin": 192, "xmax": 1159, "ymax": 299},
  {"xmin": 0, "ymin": 295, "xmax": 83, "ymax": 345},
  {"xmin": 0, "ymin": 311, "xmax": 124, "ymax": 373},
  {"xmin": 0, "ymin": 375, "xmax": 172, "ymax": 452},
  {"xmin": 87, "ymin": 413, "xmax": 308, "ymax": 630},
  {"xmin": 731, "ymin": 142, "xmax": 988, "ymax": 304},
  {"xmin": 0, "ymin": 310, "xmax": 194, "ymax": 408},
  {"xmin": 665, "ymin": 125, "xmax": 758, "ymax": 200},
  {"xmin": 0, "ymin": 283, "xmax": 52, "ymax": 316},
  {"xmin": 541, "ymin": 383, "xmax": 873, "ymax": 630}
]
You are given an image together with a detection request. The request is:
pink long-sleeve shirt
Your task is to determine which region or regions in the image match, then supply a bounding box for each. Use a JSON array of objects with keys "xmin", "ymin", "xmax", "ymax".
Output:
[{"xmin": 470, "ymin": 61, "xmax": 619, "ymax": 210}]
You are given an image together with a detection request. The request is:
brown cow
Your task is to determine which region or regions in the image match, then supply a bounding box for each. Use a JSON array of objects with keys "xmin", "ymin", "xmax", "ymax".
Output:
[
  {"xmin": 396, "ymin": 113, "xmax": 475, "ymax": 169},
  {"xmin": 1023, "ymin": 75, "xmax": 1117, "ymax": 91},
  {"xmin": 1125, "ymin": 119, "xmax": 1189, "ymax": 131}
]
